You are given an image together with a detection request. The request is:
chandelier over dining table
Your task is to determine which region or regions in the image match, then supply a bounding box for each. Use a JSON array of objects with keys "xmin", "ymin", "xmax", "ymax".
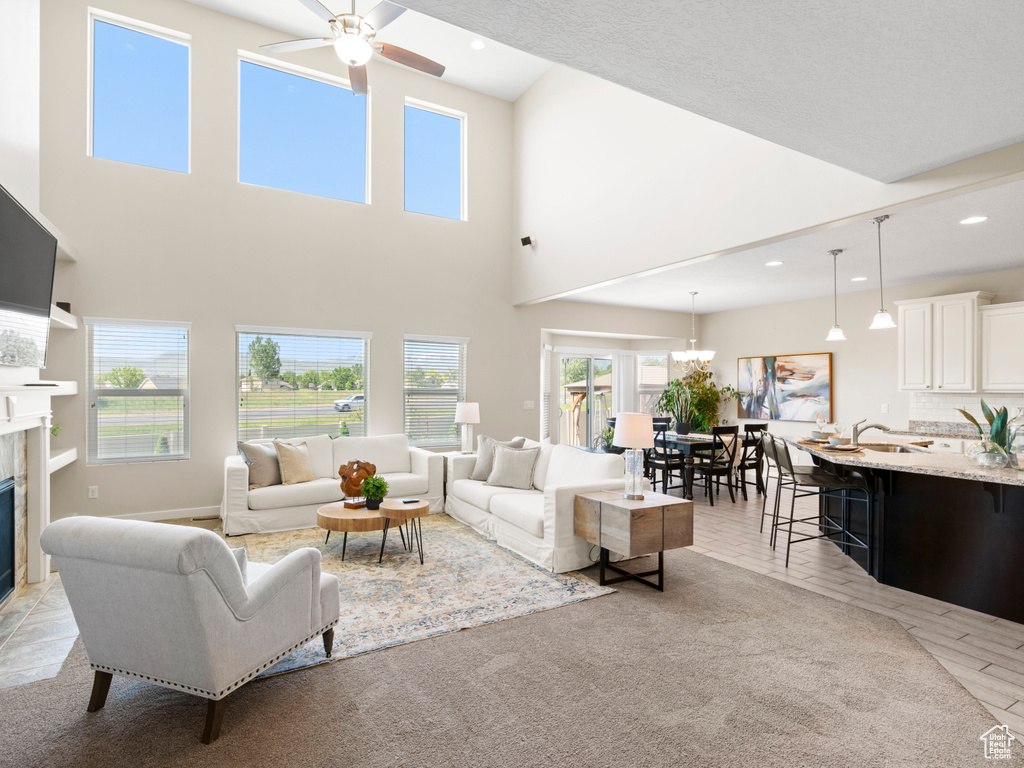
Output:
[{"xmin": 673, "ymin": 292, "xmax": 715, "ymax": 375}]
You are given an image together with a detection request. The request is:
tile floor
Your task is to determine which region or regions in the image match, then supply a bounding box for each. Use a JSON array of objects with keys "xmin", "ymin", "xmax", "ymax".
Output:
[{"xmin": 1, "ymin": 483, "xmax": 1023, "ymax": 739}]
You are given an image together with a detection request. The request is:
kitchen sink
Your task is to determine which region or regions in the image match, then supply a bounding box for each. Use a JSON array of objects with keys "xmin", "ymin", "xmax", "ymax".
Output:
[{"xmin": 860, "ymin": 444, "xmax": 920, "ymax": 454}]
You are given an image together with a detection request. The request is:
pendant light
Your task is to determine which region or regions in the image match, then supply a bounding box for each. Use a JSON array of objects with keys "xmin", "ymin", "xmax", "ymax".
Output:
[
  {"xmin": 869, "ymin": 214, "xmax": 897, "ymax": 330},
  {"xmin": 672, "ymin": 292, "xmax": 715, "ymax": 374},
  {"xmin": 826, "ymin": 249, "xmax": 846, "ymax": 341}
]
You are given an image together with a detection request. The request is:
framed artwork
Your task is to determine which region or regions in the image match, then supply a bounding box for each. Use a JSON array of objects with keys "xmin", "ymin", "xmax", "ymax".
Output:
[{"xmin": 736, "ymin": 353, "xmax": 832, "ymax": 423}]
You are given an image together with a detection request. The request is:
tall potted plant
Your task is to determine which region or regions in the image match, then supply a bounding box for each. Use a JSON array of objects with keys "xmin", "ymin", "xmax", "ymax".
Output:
[
  {"xmin": 658, "ymin": 371, "xmax": 740, "ymax": 434},
  {"xmin": 657, "ymin": 379, "xmax": 695, "ymax": 434}
]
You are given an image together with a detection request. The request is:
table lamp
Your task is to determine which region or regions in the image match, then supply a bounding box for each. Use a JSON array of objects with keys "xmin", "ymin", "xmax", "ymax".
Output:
[
  {"xmin": 454, "ymin": 401, "xmax": 480, "ymax": 454},
  {"xmin": 613, "ymin": 412, "xmax": 654, "ymax": 500}
]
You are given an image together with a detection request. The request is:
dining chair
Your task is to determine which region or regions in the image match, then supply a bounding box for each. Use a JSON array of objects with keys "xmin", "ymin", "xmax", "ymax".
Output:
[
  {"xmin": 693, "ymin": 425, "xmax": 740, "ymax": 506},
  {"xmin": 737, "ymin": 423, "xmax": 768, "ymax": 500},
  {"xmin": 646, "ymin": 423, "xmax": 685, "ymax": 493}
]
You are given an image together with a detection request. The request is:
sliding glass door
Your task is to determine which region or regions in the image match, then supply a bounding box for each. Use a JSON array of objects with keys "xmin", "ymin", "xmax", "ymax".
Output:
[{"xmin": 558, "ymin": 355, "xmax": 613, "ymax": 448}]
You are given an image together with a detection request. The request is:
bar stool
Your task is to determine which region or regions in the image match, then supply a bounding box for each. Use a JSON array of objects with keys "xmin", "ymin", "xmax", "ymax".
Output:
[{"xmin": 769, "ymin": 435, "xmax": 873, "ymax": 568}]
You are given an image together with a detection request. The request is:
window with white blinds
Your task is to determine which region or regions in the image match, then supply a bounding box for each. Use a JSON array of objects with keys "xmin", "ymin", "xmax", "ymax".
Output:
[
  {"xmin": 540, "ymin": 346, "xmax": 553, "ymax": 440},
  {"xmin": 637, "ymin": 354, "xmax": 670, "ymax": 414},
  {"xmin": 404, "ymin": 335, "xmax": 467, "ymax": 447},
  {"xmin": 237, "ymin": 326, "xmax": 370, "ymax": 442},
  {"xmin": 85, "ymin": 318, "xmax": 190, "ymax": 464}
]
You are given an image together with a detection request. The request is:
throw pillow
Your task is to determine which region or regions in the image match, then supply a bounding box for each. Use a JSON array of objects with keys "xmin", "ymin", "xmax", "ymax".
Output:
[
  {"xmin": 237, "ymin": 441, "xmax": 282, "ymax": 490},
  {"xmin": 471, "ymin": 435, "xmax": 526, "ymax": 481},
  {"xmin": 274, "ymin": 440, "xmax": 315, "ymax": 485},
  {"xmin": 485, "ymin": 445, "xmax": 541, "ymax": 490}
]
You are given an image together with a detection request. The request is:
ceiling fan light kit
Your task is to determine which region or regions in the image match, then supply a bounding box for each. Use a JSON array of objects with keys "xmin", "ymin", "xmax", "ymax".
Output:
[{"xmin": 259, "ymin": 1, "xmax": 445, "ymax": 96}]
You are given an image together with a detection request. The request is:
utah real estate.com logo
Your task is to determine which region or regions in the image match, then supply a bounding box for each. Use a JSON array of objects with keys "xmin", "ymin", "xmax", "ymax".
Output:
[{"xmin": 981, "ymin": 725, "xmax": 1015, "ymax": 760}]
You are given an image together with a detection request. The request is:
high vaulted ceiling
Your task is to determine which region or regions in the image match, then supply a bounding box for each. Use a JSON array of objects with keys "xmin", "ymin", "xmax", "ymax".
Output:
[{"xmin": 402, "ymin": 0, "xmax": 1024, "ymax": 182}]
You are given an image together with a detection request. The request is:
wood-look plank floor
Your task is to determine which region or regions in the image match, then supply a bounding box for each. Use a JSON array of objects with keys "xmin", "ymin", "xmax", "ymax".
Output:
[{"xmin": 682, "ymin": 472, "xmax": 1024, "ymax": 738}]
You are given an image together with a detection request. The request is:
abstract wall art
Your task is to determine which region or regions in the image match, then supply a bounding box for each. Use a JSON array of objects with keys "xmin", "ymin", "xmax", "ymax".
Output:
[{"xmin": 737, "ymin": 353, "xmax": 832, "ymax": 423}]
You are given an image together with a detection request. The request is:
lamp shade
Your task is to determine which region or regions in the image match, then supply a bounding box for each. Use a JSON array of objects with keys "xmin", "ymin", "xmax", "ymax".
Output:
[
  {"xmin": 869, "ymin": 310, "xmax": 897, "ymax": 330},
  {"xmin": 826, "ymin": 325, "xmax": 847, "ymax": 342},
  {"xmin": 454, "ymin": 402, "xmax": 480, "ymax": 424},
  {"xmin": 612, "ymin": 412, "xmax": 654, "ymax": 449}
]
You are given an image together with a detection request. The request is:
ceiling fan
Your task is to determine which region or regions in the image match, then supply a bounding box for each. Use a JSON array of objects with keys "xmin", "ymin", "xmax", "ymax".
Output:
[{"xmin": 259, "ymin": 0, "xmax": 445, "ymax": 96}]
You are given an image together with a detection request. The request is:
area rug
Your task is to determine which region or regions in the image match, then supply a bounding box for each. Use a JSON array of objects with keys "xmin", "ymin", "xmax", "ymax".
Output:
[
  {"xmin": 237, "ymin": 514, "xmax": 611, "ymax": 675},
  {"xmin": 0, "ymin": 547, "xmax": 1001, "ymax": 767}
]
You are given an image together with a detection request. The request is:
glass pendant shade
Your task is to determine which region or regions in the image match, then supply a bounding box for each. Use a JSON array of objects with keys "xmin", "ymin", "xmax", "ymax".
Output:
[
  {"xmin": 826, "ymin": 325, "xmax": 847, "ymax": 342},
  {"xmin": 334, "ymin": 34, "xmax": 373, "ymax": 66},
  {"xmin": 869, "ymin": 310, "xmax": 897, "ymax": 330}
]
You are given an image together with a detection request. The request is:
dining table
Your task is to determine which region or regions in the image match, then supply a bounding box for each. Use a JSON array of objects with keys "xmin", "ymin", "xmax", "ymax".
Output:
[{"xmin": 655, "ymin": 431, "xmax": 759, "ymax": 501}]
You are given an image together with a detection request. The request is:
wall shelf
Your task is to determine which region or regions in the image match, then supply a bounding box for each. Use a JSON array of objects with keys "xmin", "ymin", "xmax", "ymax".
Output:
[
  {"xmin": 48, "ymin": 447, "xmax": 77, "ymax": 474},
  {"xmin": 49, "ymin": 304, "xmax": 78, "ymax": 331}
]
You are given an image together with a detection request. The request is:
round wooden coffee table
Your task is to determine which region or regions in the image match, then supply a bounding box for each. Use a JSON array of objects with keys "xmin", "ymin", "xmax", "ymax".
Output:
[
  {"xmin": 379, "ymin": 499, "xmax": 430, "ymax": 565},
  {"xmin": 316, "ymin": 503, "xmax": 408, "ymax": 562}
]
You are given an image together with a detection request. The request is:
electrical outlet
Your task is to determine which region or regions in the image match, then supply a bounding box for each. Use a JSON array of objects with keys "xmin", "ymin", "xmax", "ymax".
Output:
[
  {"xmin": 87, "ymin": 486, "xmax": 99, "ymax": 499},
  {"xmin": 881, "ymin": 403, "xmax": 889, "ymax": 414},
  {"xmin": 524, "ymin": 401, "xmax": 535, "ymax": 410}
]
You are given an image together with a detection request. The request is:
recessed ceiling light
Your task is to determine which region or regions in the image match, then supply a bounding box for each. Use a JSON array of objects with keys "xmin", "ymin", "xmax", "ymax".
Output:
[
  {"xmin": 851, "ymin": 276, "xmax": 868, "ymax": 282},
  {"xmin": 960, "ymin": 216, "xmax": 988, "ymax": 224},
  {"xmin": 470, "ymin": 39, "xmax": 485, "ymax": 50},
  {"xmin": 765, "ymin": 261, "xmax": 783, "ymax": 267}
]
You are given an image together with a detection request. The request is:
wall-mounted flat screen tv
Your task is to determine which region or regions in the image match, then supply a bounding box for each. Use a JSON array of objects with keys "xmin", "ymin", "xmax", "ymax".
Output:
[{"xmin": 0, "ymin": 183, "xmax": 57, "ymax": 368}]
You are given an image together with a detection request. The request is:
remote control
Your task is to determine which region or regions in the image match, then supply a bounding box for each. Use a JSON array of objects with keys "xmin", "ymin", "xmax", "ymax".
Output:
[{"xmin": 402, "ymin": 499, "xmax": 420, "ymax": 504}]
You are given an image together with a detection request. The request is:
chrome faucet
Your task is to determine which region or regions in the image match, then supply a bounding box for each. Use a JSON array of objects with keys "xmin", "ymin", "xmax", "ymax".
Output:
[{"xmin": 851, "ymin": 419, "xmax": 890, "ymax": 446}]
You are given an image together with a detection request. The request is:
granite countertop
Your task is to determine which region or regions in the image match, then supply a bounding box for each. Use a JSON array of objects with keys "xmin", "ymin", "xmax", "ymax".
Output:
[{"xmin": 784, "ymin": 436, "xmax": 1024, "ymax": 487}]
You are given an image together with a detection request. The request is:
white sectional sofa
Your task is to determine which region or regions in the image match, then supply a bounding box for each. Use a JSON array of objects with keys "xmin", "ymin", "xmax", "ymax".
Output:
[
  {"xmin": 222, "ymin": 434, "xmax": 443, "ymax": 536},
  {"xmin": 445, "ymin": 440, "xmax": 632, "ymax": 573}
]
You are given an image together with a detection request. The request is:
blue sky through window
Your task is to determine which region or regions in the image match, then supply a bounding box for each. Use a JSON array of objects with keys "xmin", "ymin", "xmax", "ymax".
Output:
[
  {"xmin": 239, "ymin": 61, "xmax": 367, "ymax": 203},
  {"xmin": 92, "ymin": 19, "xmax": 189, "ymax": 173},
  {"xmin": 405, "ymin": 105, "xmax": 462, "ymax": 220}
]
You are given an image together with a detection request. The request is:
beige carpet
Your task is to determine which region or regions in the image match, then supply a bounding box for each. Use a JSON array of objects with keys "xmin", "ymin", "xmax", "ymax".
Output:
[{"xmin": 0, "ymin": 547, "xmax": 999, "ymax": 767}]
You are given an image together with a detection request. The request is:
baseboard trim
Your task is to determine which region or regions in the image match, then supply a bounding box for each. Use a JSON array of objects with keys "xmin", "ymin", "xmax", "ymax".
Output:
[{"xmin": 110, "ymin": 505, "xmax": 221, "ymax": 523}]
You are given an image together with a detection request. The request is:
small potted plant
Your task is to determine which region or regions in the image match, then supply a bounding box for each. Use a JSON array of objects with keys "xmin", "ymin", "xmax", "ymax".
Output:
[
  {"xmin": 361, "ymin": 475, "xmax": 389, "ymax": 510},
  {"xmin": 594, "ymin": 426, "xmax": 622, "ymax": 453}
]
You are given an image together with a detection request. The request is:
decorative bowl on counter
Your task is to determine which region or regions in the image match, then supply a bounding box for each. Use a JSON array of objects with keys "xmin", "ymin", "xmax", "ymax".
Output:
[
  {"xmin": 828, "ymin": 436, "xmax": 851, "ymax": 446},
  {"xmin": 965, "ymin": 440, "xmax": 1009, "ymax": 470}
]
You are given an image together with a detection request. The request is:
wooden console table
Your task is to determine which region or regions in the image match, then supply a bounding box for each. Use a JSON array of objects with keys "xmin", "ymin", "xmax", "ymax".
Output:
[{"xmin": 574, "ymin": 490, "xmax": 693, "ymax": 591}]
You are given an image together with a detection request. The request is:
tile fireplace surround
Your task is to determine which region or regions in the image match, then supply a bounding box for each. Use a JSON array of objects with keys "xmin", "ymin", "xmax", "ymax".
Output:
[
  {"xmin": 0, "ymin": 384, "xmax": 69, "ymax": 610},
  {"xmin": 0, "ymin": 432, "xmax": 28, "ymax": 606}
]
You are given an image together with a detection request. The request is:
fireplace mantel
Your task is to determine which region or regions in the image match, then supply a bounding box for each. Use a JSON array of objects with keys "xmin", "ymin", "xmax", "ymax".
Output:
[{"xmin": 0, "ymin": 380, "xmax": 78, "ymax": 584}]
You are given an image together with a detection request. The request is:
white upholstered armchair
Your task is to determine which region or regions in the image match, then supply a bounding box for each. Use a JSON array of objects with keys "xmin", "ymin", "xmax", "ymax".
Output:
[{"xmin": 40, "ymin": 517, "xmax": 341, "ymax": 743}]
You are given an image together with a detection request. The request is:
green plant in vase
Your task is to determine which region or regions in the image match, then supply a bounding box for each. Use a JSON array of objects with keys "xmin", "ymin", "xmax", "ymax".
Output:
[
  {"xmin": 657, "ymin": 379, "xmax": 694, "ymax": 434},
  {"xmin": 594, "ymin": 426, "xmax": 617, "ymax": 452},
  {"xmin": 361, "ymin": 475, "xmax": 389, "ymax": 510},
  {"xmin": 957, "ymin": 400, "xmax": 1010, "ymax": 469},
  {"xmin": 657, "ymin": 371, "xmax": 740, "ymax": 434}
]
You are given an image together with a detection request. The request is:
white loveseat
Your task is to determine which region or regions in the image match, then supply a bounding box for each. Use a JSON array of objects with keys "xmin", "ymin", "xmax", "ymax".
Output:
[
  {"xmin": 222, "ymin": 434, "xmax": 443, "ymax": 536},
  {"xmin": 445, "ymin": 440, "xmax": 632, "ymax": 573}
]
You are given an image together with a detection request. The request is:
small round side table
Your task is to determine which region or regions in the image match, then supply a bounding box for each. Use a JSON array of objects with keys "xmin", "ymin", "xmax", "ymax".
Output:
[{"xmin": 378, "ymin": 499, "xmax": 430, "ymax": 564}]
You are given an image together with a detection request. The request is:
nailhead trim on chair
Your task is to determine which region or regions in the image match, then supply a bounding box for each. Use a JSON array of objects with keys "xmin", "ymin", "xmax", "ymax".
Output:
[{"xmin": 89, "ymin": 618, "xmax": 340, "ymax": 700}]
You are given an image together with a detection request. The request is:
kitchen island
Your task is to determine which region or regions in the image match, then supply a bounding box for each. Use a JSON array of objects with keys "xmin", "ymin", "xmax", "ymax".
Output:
[{"xmin": 786, "ymin": 437, "xmax": 1024, "ymax": 623}]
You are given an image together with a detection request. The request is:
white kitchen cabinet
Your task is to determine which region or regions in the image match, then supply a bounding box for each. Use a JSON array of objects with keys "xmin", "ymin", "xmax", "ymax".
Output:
[
  {"xmin": 981, "ymin": 301, "xmax": 1024, "ymax": 392},
  {"xmin": 895, "ymin": 291, "xmax": 993, "ymax": 392}
]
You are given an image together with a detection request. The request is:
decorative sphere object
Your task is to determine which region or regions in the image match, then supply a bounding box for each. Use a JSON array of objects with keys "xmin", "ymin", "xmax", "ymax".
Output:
[{"xmin": 965, "ymin": 440, "xmax": 1009, "ymax": 470}]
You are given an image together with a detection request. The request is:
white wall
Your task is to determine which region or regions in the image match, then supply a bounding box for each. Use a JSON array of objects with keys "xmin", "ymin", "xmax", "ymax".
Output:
[
  {"xmin": 37, "ymin": 0, "xmax": 691, "ymax": 520},
  {"xmin": 511, "ymin": 65, "xmax": 1024, "ymax": 306},
  {"xmin": 0, "ymin": 0, "xmax": 40, "ymax": 214},
  {"xmin": 699, "ymin": 265, "xmax": 1024, "ymax": 439}
]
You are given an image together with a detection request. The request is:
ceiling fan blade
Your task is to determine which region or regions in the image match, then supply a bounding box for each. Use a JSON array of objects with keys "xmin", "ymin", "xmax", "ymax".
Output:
[
  {"xmin": 349, "ymin": 65, "xmax": 368, "ymax": 96},
  {"xmin": 376, "ymin": 44, "xmax": 445, "ymax": 78},
  {"xmin": 260, "ymin": 37, "xmax": 334, "ymax": 54},
  {"xmin": 295, "ymin": 0, "xmax": 337, "ymax": 24},
  {"xmin": 364, "ymin": 0, "xmax": 405, "ymax": 32}
]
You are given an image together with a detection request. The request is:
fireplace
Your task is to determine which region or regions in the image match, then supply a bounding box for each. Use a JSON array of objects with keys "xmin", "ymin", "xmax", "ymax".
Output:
[{"xmin": 0, "ymin": 477, "xmax": 13, "ymax": 604}]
